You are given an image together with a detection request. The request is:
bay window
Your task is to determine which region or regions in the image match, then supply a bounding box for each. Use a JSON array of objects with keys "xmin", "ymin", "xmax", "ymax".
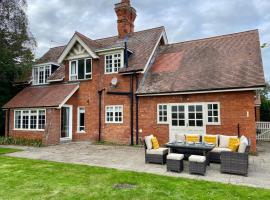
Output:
[
  {"xmin": 69, "ymin": 58, "xmax": 92, "ymax": 81},
  {"xmin": 14, "ymin": 109, "xmax": 46, "ymax": 130}
]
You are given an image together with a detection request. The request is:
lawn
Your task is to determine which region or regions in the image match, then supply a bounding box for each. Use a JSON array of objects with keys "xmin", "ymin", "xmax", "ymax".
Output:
[
  {"xmin": 0, "ymin": 147, "xmax": 22, "ymax": 155},
  {"xmin": 0, "ymin": 149, "xmax": 269, "ymax": 200}
]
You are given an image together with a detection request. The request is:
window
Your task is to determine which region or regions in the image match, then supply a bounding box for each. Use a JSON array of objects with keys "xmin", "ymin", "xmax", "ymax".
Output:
[
  {"xmin": 188, "ymin": 105, "xmax": 203, "ymax": 127},
  {"xmin": 14, "ymin": 109, "xmax": 46, "ymax": 130},
  {"xmin": 77, "ymin": 107, "xmax": 85, "ymax": 132},
  {"xmin": 105, "ymin": 52, "xmax": 123, "ymax": 74},
  {"xmin": 33, "ymin": 65, "xmax": 52, "ymax": 85},
  {"xmin": 207, "ymin": 103, "xmax": 220, "ymax": 124},
  {"xmin": 171, "ymin": 105, "xmax": 185, "ymax": 127},
  {"xmin": 69, "ymin": 58, "xmax": 92, "ymax": 80},
  {"xmin": 157, "ymin": 104, "xmax": 168, "ymax": 124},
  {"xmin": 105, "ymin": 105, "xmax": 123, "ymax": 123}
]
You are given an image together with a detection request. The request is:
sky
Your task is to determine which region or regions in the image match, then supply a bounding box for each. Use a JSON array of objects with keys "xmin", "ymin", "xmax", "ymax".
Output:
[{"xmin": 27, "ymin": 0, "xmax": 270, "ymax": 80}]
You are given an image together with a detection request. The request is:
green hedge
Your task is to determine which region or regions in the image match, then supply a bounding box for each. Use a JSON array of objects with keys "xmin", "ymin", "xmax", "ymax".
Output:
[{"xmin": 0, "ymin": 137, "xmax": 42, "ymax": 147}]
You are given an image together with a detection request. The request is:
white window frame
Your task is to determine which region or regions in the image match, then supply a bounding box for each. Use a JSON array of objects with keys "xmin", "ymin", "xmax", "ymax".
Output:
[
  {"xmin": 69, "ymin": 58, "xmax": 92, "ymax": 81},
  {"xmin": 105, "ymin": 105, "xmax": 123, "ymax": 124},
  {"xmin": 32, "ymin": 65, "xmax": 52, "ymax": 85},
  {"xmin": 157, "ymin": 104, "xmax": 169, "ymax": 124},
  {"xmin": 77, "ymin": 107, "xmax": 85, "ymax": 133},
  {"xmin": 14, "ymin": 109, "xmax": 46, "ymax": 131},
  {"xmin": 104, "ymin": 51, "xmax": 124, "ymax": 74},
  {"xmin": 206, "ymin": 102, "xmax": 221, "ymax": 125}
]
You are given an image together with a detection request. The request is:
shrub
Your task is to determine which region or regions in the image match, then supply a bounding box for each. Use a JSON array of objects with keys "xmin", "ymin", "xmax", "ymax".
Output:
[{"xmin": 0, "ymin": 137, "xmax": 42, "ymax": 147}]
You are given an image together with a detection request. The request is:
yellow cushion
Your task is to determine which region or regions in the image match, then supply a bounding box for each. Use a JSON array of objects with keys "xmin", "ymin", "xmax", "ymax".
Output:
[
  {"xmin": 203, "ymin": 135, "xmax": 217, "ymax": 145},
  {"xmin": 151, "ymin": 137, "xmax": 160, "ymax": 149},
  {"xmin": 228, "ymin": 138, "xmax": 240, "ymax": 152},
  {"xmin": 186, "ymin": 134, "xmax": 200, "ymax": 143}
]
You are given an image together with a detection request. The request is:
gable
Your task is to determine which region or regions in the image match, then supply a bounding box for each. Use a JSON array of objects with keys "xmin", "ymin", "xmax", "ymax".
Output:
[
  {"xmin": 66, "ymin": 42, "xmax": 89, "ymax": 60},
  {"xmin": 57, "ymin": 33, "xmax": 99, "ymax": 63}
]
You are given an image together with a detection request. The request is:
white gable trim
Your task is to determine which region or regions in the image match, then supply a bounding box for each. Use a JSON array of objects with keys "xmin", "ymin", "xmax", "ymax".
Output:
[
  {"xmin": 57, "ymin": 34, "xmax": 99, "ymax": 63},
  {"xmin": 58, "ymin": 84, "xmax": 80, "ymax": 108},
  {"xmin": 142, "ymin": 30, "xmax": 168, "ymax": 73}
]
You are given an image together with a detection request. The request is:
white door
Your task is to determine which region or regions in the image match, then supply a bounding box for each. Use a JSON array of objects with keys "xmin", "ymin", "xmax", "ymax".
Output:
[{"xmin": 169, "ymin": 104, "xmax": 206, "ymax": 142}]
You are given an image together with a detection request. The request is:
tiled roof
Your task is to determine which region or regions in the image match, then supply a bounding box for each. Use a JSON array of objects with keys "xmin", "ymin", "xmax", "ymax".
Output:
[
  {"xmin": 37, "ymin": 26, "xmax": 164, "ymax": 77},
  {"xmin": 3, "ymin": 83, "xmax": 79, "ymax": 109},
  {"xmin": 47, "ymin": 65, "xmax": 65, "ymax": 81},
  {"xmin": 96, "ymin": 26, "xmax": 164, "ymax": 72},
  {"xmin": 75, "ymin": 31, "xmax": 102, "ymax": 51},
  {"xmin": 36, "ymin": 46, "xmax": 66, "ymax": 64},
  {"xmin": 137, "ymin": 30, "xmax": 265, "ymax": 95}
]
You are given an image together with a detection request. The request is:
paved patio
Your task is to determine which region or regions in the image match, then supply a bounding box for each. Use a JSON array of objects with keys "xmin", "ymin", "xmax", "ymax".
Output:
[{"xmin": 2, "ymin": 141, "xmax": 270, "ymax": 189}]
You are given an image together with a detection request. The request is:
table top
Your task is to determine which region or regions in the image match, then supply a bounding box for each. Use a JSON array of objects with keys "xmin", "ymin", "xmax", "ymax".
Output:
[{"xmin": 166, "ymin": 142, "xmax": 215, "ymax": 151}]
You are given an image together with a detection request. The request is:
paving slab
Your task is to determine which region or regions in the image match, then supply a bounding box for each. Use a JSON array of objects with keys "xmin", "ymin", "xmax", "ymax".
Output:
[{"xmin": 2, "ymin": 141, "xmax": 270, "ymax": 189}]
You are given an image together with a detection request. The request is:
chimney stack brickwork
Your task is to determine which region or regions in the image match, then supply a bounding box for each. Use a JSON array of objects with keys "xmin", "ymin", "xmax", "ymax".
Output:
[{"xmin": 115, "ymin": 0, "xmax": 137, "ymax": 38}]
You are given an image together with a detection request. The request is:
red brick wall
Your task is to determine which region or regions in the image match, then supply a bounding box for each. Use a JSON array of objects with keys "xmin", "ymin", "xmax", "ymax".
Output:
[
  {"xmin": 138, "ymin": 91, "xmax": 257, "ymax": 152},
  {"xmin": 65, "ymin": 55, "xmax": 133, "ymax": 144},
  {"xmin": 7, "ymin": 108, "xmax": 61, "ymax": 145}
]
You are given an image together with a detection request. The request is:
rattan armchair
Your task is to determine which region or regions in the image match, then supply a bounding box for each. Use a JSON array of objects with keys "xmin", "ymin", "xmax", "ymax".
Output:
[{"xmin": 220, "ymin": 144, "xmax": 250, "ymax": 176}]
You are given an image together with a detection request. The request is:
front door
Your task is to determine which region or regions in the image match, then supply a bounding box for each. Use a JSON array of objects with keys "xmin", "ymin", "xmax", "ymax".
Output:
[
  {"xmin": 169, "ymin": 104, "xmax": 206, "ymax": 142},
  {"xmin": 61, "ymin": 105, "xmax": 72, "ymax": 140}
]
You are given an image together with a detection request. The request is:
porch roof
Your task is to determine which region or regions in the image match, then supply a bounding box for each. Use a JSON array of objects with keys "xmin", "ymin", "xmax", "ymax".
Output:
[{"xmin": 3, "ymin": 83, "xmax": 79, "ymax": 109}]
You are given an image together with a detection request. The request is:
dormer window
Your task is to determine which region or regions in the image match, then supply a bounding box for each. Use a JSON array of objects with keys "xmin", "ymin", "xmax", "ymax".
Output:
[
  {"xmin": 105, "ymin": 51, "xmax": 124, "ymax": 74},
  {"xmin": 33, "ymin": 65, "xmax": 59, "ymax": 85},
  {"xmin": 69, "ymin": 58, "xmax": 92, "ymax": 81}
]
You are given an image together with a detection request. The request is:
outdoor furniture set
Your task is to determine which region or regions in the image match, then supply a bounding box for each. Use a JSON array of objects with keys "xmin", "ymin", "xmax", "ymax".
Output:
[{"xmin": 144, "ymin": 134, "xmax": 250, "ymax": 176}]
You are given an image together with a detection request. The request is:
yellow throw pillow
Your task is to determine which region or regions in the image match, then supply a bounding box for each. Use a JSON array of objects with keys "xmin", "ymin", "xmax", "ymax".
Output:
[
  {"xmin": 228, "ymin": 138, "xmax": 240, "ymax": 152},
  {"xmin": 186, "ymin": 134, "xmax": 200, "ymax": 143},
  {"xmin": 204, "ymin": 135, "xmax": 217, "ymax": 145},
  {"xmin": 151, "ymin": 137, "xmax": 160, "ymax": 149}
]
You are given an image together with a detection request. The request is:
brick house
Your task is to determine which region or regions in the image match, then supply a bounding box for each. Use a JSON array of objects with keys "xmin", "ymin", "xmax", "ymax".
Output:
[{"xmin": 3, "ymin": 0, "xmax": 265, "ymax": 152}]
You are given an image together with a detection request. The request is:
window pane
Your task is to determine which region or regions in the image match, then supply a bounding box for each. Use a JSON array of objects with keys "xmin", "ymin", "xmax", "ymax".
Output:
[
  {"xmin": 45, "ymin": 66, "xmax": 50, "ymax": 82},
  {"xmin": 86, "ymin": 59, "xmax": 91, "ymax": 73},
  {"xmin": 189, "ymin": 113, "xmax": 195, "ymax": 119},
  {"xmin": 196, "ymin": 113, "xmax": 203, "ymax": 119},
  {"xmin": 189, "ymin": 120, "xmax": 195, "ymax": 126},
  {"xmin": 172, "ymin": 120, "xmax": 178, "ymax": 126},
  {"xmin": 78, "ymin": 59, "xmax": 85, "ymax": 79},
  {"xmin": 30, "ymin": 115, "xmax": 37, "ymax": 129},
  {"xmin": 15, "ymin": 111, "xmax": 21, "ymax": 129},
  {"xmin": 196, "ymin": 105, "xmax": 202, "ymax": 112},
  {"xmin": 33, "ymin": 68, "xmax": 39, "ymax": 85},
  {"xmin": 196, "ymin": 120, "xmax": 203, "ymax": 127},
  {"xmin": 38, "ymin": 110, "xmax": 46, "ymax": 129},
  {"xmin": 39, "ymin": 69, "xmax": 44, "ymax": 84},
  {"xmin": 106, "ymin": 55, "xmax": 113, "ymax": 73},
  {"xmin": 188, "ymin": 106, "xmax": 194, "ymax": 112},
  {"xmin": 213, "ymin": 104, "xmax": 218, "ymax": 110}
]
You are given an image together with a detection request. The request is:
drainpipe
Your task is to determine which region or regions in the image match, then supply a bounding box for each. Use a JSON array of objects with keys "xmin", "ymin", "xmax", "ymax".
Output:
[
  {"xmin": 130, "ymin": 74, "xmax": 134, "ymax": 145},
  {"xmin": 135, "ymin": 74, "xmax": 139, "ymax": 145},
  {"xmin": 6, "ymin": 109, "xmax": 10, "ymax": 137},
  {"xmin": 98, "ymin": 89, "xmax": 105, "ymax": 142}
]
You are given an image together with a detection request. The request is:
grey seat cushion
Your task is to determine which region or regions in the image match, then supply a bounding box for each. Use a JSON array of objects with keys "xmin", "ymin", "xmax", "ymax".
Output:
[{"xmin": 146, "ymin": 148, "xmax": 168, "ymax": 155}]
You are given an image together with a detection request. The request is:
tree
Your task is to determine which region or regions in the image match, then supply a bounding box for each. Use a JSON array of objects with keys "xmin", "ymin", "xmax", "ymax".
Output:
[
  {"xmin": 0, "ymin": 0, "xmax": 36, "ymax": 134},
  {"xmin": 260, "ymin": 81, "xmax": 270, "ymax": 121}
]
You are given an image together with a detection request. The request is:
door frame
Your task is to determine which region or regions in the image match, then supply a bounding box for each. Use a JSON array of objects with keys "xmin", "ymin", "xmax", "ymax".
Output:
[
  {"xmin": 61, "ymin": 104, "xmax": 73, "ymax": 140},
  {"xmin": 168, "ymin": 103, "xmax": 207, "ymax": 142}
]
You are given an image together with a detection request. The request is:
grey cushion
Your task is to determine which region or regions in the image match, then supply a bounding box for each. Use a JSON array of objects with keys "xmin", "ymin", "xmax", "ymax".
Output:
[
  {"xmin": 238, "ymin": 135, "xmax": 248, "ymax": 153},
  {"xmin": 211, "ymin": 147, "xmax": 232, "ymax": 153},
  {"xmin": 146, "ymin": 147, "xmax": 168, "ymax": 155},
  {"xmin": 167, "ymin": 153, "xmax": 184, "ymax": 160},
  {"xmin": 189, "ymin": 155, "xmax": 206, "ymax": 163},
  {"xmin": 145, "ymin": 135, "xmax": 153, "ymax": 150}
]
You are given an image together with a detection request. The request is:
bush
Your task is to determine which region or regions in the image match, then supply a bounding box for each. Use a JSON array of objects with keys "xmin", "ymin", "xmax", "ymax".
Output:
[{"xmin": 0, "ymin": 137, "xmax": 42, "ymax": 147}]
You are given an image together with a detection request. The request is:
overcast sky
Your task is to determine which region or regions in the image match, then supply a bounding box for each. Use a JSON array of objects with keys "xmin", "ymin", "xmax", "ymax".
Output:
[{"xmin": 27, "ymin": 0, "xmax": 270, "ymax": 80}]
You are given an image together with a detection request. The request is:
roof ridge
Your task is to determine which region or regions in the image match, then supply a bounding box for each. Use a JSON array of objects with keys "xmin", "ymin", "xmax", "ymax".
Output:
[
  {"xmin": 75, "ymin": 31, "xmax": 102, "ymax": 47},
  {"xmin": 49, "ymin": 45, "xmax": 66, "ymax": 49},
  {"xmin": 94, "ymin": 26, "xmax": 165, "ymax": 41},
  {"xmin": 164, "ymin": 29, "xmax": 258, "ymax": 47}
]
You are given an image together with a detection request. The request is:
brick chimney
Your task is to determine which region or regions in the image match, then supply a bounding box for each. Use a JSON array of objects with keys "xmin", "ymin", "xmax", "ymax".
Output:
[{"xmin": 115, "ymin": 0, "xmax": 137, "ymax": 38}]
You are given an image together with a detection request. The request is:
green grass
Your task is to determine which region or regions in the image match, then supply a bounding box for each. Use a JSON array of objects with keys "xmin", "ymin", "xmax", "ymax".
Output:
[
  {"xmin": 0, "ymin": 147, "xmax": 22, "ymax": 155},
  {"xmin": 0, "ymin": 152, "xmax": 269, "ymax": 199}
]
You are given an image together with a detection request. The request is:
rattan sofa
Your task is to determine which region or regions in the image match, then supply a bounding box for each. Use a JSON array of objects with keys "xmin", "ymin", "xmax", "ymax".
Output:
[{"xmin": 220, "ymin": 144, "xmax": 250, "ymax": 176}]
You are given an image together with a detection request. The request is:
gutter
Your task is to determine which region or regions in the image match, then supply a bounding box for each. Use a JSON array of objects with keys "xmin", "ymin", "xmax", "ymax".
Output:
[
  {"xmin": 137, "ymin": 86, "xmax": 266, "ymax": 97},
  {"xmin": 98, "ymin": 89, "xmax": 105, "ymax": 142}
]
